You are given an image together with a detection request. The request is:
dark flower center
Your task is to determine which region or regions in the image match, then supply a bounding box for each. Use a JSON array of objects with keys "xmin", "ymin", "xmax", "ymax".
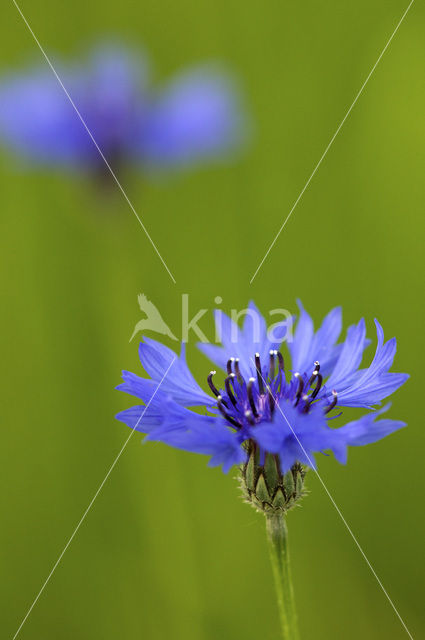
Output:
[{"xmin": 206, "ymin": 351, "xmax": 338, "ymax": 429}]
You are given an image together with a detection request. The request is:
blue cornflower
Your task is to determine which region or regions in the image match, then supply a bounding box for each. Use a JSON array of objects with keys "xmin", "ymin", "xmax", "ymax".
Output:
[
  {"xmin": 0, "ymin": 44, "xmax": 245, "ymax": 172},
  {"xmin": 116, "ymin": 302, "xmax": 408, "ymax": 496}
]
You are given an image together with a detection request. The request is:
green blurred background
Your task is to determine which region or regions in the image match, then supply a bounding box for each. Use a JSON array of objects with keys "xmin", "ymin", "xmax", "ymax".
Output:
[{"xmin": 1, "ymin": 1, "xmax": 424, "ymax": 638}]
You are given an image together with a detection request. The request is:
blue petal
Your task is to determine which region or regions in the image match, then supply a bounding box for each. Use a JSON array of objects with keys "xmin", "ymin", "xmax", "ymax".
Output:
[
  {"xmin": 138, "ymin": 338, "xmax": 211, "ymax": 406},
  {"xmin": 116, "ymin": 405, "xmax": 155, "ymax": 432},
  {"xmin": 243, "ymin": 300, "xmax": 291, "ymax": 357},
  {"xmin": 135, "ymin": 67, "xmax": 245, "ymax": 168},
  {"xmin": 289, "ymin": 302, "xmax": 343, "ymax": 377},
  {"xmin": 116, "ymin": 399, "xmax": 185, "ymax": 434},
  {"xmin": 330, "ymin": 320, "xmax": 409, "ymax": 407},
  {"xmin": 252, "ymin": 402, "xmax": 327, "ymax": 471},
  {"xmin": 307, "ymin": 306, "xmax": 343, "ymax": 375},
  {"xmin": 197, "ymin": 308, "xmax": 251, "ymax": 375},
  {"xmin": 196, "ymin": 342, "xmax": 230, "ymax": 376},
  {"xmin": 337, "ymin": 373, "xmax": 409, "ymax": 408},
  {"xmin": 147, "ymin": 413, "xmax": 247, "ymax": 472},
  {"xmin": 337, "ymin": 405, "xmax": 406, "ymax": 448},
  {"xmin": 0, "ymin": 69, "xmax": 89, "ymax": 165},
  {"xmin": 116, "ymin": 378, "xmax": 189, "ymax": 433},
  {"xmin": 325, "ymin": 319, "xmax": 367, "ymax": 390},
  {"xmin": 0, "ymin": 45, "xmax": 147, "ymax": 167},
  {"xmin": 289, "ymin": 300, "xmax": 314, "ymax": 373},
  {"xmin": 78, "ymin": 45, "xmax": 147, "ymax": 157},
  {"xmin": 198, "ymin": 301, "xmax": 287, "ymax": 379},
  {"xmin": 117, "ymin": 370, "xmax": 161, "ymax": 400},
  {"xmin": 117, "ymin": 361, "xmax": 246, "ymax": 472}
]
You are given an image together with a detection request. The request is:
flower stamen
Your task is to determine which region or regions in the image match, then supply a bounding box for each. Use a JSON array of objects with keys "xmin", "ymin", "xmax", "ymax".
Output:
[
  {"xmin": 294, "ymin": 373, "xmax": 304, "ymax": 406},
  {"xmin": 268, "ymin": 385, "xmax": 276, "ymax": 415},
  {"xmin": 244, "ymin": 409, "xmax": 256, "ymax": 425},
  {"xmin": 310, "ymin": 372, "xmax": 323, "ymax": 399},
  {"xmin": 227, "ymin": 357, "xmax": 235, "ymax": 375},
  {"xmin": 269, "ymin": 350, "xmax": 275, "ymax": 381},
  {"xmin": 277, "ymin": 350, "xmax": 285, "ymax": 371},
  {"xmin": 207, "ymin": 371, "xmax": 220, "ymax": 397},
  {"xmin": 234, "ymin": 357, "xmax": 242, "ymax": 380},
  {"xmin": 308, "ymin": 361, "xmax": 320, "ymax": 386},
  {"xmin": 255, "ymin": 352, "xmax": 265, "ymax": 395},
  {"xmin": 206, "ymin": 355, "xmax": 340, "ymax": 429},
  {"xmin": 225, "ymin": 374, "xmax": 238, "ymax": 407},
  {"xmin": 325, "ymin": 390, "xmax": 338, "ymax": 414},
  {"xmin": 217, "ymin": 395, "xmax": 241, "ymax": 428},
  {"xmin": 247, "ymin": 377, "xmax": 260, "ymax": 417}
]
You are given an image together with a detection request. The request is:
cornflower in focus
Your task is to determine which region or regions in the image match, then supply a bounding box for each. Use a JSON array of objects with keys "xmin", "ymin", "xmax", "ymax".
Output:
[
  {"xmin": 116, "ymin": 300, "xmax": 409, "ymax": 639},
  {"xmin": 117, "ymin": 301, "xmax": 408, "ymax": 486}
]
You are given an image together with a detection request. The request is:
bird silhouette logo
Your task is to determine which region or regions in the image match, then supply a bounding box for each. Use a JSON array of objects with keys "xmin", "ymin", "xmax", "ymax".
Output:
[{"xmin": 130, "ymin": 294, "xmax": 178, "ymax": 342}]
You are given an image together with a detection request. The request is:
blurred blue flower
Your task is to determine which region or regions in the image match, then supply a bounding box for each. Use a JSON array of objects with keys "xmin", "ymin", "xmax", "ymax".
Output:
[
  {"xmin": 116, "ymin": 301, "xmax": 408, "ymax": 473},
  {"xmin": 0, "ymin": 44, "xmax": 246, "ymax": 172}
]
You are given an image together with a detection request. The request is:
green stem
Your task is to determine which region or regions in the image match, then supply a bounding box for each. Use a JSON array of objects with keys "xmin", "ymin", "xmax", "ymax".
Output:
[{"xmin": 265, "ymin": 513, "xmax": 300, "ymax": 640}]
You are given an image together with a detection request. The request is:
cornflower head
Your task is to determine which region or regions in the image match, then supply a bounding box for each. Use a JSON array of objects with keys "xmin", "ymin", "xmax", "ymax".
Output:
[
  {"xmin": 116, "ymin": 301, "xmax": 408, "ymax": 514},
  {"xmin": 0, "ymin": 43, "xmax": 246, "ymax": 176}
]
